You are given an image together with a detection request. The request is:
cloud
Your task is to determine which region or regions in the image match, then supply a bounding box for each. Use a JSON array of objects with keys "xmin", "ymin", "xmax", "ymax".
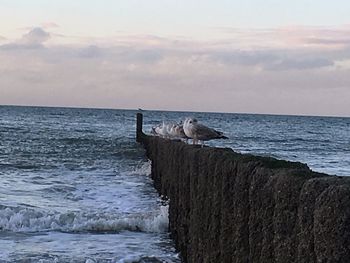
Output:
[
  {"xmin": 1, "ymin": 26, "xmax": 350, "ymax": 116},
  {"xmin": 208, "ymin": 49, "xmax": 336, "ymax": 71},
  {"xmin": 21, "ymin": 27, "xmax": 50, "ymax": 45},
  {"xmin": 115, "ymin": 48, "xmax": 164, "ymax": 64},
  {"xmin": 217, "ymin": 25, "xmax": 350, "ymax": 51},
  {"xmin": 209, "ymin": 50, "xmax": 278, "ymax": 67},
  {"xmin": 78, "ymin": 45, "xmax": 102, "ymax": 58},
  {"xmin": 0, "ymin": 27, "xmax": 50, "ymax": 50},
  {"xmin": 305, "ymin": 37, "xmax": 350, "ymax": 46},
  {"xmin": 41, "ymin": 22, "xmax": 60, "ymax": 29},
  {"xmin": 265, "ymin": 57, "xmax": 334, "ymax": 71}
]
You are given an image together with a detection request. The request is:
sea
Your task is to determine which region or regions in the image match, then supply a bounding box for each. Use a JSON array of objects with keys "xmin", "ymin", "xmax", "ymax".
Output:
[{"xmin": 0, "ymin": 105, "xmax": 349, "ymax": 262}]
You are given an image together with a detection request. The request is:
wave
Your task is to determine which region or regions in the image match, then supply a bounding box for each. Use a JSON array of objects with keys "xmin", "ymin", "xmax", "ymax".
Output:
[
  {"xmin": 0, "ymin": 163, "xmax": 43, "ymax": 170},
  {"xmin": 121, "ymin": 160, "xmax": 152, "ymax": 177},
  {"xmin": 0, "ymin": 205, "xmax": 168, "ymax": 234},
  {"xmin": 5, "ymin": 254, "xmax": 179, "ymax": 263},
  {"xmin": 116, "ymin": 255, "xmax": 178, "ymax": 263}
]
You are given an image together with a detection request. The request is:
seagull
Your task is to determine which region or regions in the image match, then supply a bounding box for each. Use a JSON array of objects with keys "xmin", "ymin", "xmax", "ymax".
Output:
[
  {"xmin": 152, "ymin": 121, "xmax": 189, "ymax": 141},
  {"xmin": 151, "ymin": 122, "xmax": 169, "ymax": 137},
  {"xmin": 183, "ymin": 118, "xmax": 228, "ymax": 145},
  {"xmin": 168, "ymin": 123, "xmax": 188, "ymax": 140}
]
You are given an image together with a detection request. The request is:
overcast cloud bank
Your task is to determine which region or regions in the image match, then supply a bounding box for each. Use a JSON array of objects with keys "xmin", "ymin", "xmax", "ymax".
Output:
[{"xmin": 0, "ymin": 26, "xmax": 349, "ymax": 116}]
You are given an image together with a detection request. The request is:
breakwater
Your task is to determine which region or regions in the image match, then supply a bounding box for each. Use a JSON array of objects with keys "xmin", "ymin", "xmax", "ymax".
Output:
[{"xmin": 136, "ymin": 113, "xmax": 350, "ymax": 263}]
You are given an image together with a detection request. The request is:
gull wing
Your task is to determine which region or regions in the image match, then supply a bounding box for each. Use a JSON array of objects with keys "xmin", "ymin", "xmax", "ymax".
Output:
[{"xmin": 192, "ymin": 123, "xmax": 224, "ymax": 140}]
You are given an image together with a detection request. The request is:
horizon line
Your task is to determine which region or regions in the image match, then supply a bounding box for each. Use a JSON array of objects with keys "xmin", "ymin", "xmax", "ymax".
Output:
[{"xmin": 1, "ymin": 103, "xmax": 349, "ymax": 119}]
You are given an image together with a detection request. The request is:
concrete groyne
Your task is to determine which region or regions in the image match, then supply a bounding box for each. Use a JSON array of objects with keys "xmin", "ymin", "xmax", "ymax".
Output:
[{"xmin": 136, "ymin": 113, "xmax": 350, "ymax": 263}]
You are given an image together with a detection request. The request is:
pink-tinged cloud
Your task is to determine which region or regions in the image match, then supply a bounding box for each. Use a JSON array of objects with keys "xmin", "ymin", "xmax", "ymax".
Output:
[
  {"xmin": 304, "ymin": 37, "xmax": 350, "ymax": 46},
  {"xmin": 0, "ymin": 27, "xmax": 50, "ymax": 50},
  {"xmin": 219, "ymin": 25, "xmax": 350, "ymax": 50},
  {"xmin": 0, "ymin": 26, "xmax": 350, "ymax": 116},
  {"xmin": 21, "ymin": 27, "xmax": 50, "ymax": 45},
  {"xmin": 41, "ymin": 22, "xmax": 60, "ymax": 29}
]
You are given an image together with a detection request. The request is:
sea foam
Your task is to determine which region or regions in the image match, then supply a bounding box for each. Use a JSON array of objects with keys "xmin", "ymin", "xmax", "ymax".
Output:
[{"xmin": 0, "ymin": 204, "xmax": 168, "ymax": 233}]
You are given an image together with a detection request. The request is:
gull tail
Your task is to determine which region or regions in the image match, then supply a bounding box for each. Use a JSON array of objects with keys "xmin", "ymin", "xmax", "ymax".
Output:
[{"xmin": 215, "ymin": 130, "xmax": 229, "ymax": 139}]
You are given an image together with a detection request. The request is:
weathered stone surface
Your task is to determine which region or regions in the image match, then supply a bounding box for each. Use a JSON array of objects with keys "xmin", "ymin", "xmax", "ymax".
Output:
[{"xmin": 140, "ymin": 134, "xmax": 350, "ymax": 263}]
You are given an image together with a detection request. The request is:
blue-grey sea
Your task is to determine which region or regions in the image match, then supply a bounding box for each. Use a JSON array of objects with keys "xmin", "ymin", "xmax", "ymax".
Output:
[{"xmin": 0, "ymin": 105, "xmax": 349, "ymax": 262}]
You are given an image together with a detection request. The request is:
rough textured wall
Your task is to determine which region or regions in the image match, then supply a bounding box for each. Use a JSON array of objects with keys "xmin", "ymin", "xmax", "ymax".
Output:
[{"xmin": 140, "ymin": 134, "xmax": 350, "ymax": 263}]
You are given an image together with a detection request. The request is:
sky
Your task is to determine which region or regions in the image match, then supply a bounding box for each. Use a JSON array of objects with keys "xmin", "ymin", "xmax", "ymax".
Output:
[{"xmin": 0, "ymin": 0, "xmax": 350, "ymax": 116}]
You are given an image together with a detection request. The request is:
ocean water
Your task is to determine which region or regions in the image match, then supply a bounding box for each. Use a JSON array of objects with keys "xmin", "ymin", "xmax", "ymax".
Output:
[{"xmin": 0, "ymin": 106, "xmax": 349, "ymax": 262}]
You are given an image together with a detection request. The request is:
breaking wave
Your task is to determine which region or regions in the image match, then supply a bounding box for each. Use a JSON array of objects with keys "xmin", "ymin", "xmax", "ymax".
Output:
[
  {"xmin": 0, "ymin": 204, "xmax": 168, "ymax": 234},
  {"xmin": 121, "ymin": 160, "xmax": 152, "ymax": 176}
]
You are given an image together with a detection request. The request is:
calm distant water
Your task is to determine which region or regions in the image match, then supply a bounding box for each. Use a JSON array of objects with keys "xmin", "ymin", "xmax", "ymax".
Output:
[{"xmin": 0, "ymin": 106, "xmax": 349, "ymax": 262}]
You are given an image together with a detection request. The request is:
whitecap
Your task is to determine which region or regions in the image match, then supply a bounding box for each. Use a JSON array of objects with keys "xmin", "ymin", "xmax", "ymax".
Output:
[{"xmin": 0, "ymin": 204, "xmax": 168, "ymax": 234}]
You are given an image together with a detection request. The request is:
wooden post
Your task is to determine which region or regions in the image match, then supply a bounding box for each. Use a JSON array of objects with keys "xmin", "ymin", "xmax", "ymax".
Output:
[{"xmin": 136, "ymin": 113, "xmax": 143, "ymax": 142}]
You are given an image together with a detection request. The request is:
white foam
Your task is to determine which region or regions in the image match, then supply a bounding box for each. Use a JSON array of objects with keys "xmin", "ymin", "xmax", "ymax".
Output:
[
  {"xmin": 121, "ymin": 160, "xmax": 152, "ymax": 177},
  {"xmin": 116, "ymin": 255, "xmax": 142, "ymax": 263},
  {"xmin": 38, "ymin": 258, "xmax": 59, "ymax": 263},
  {"xmin": 141, "ymin": 205, "xmax": 169, "ymax": 233},
  {"xmin": 0, "ymin": 205, "xmax": 169, "ymax": 233}
]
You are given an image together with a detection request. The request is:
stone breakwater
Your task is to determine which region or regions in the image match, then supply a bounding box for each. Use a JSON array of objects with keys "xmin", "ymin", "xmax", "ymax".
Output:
[{"xmin": 137, "ymin": 123, "xmax": 350, "ymax": 262}]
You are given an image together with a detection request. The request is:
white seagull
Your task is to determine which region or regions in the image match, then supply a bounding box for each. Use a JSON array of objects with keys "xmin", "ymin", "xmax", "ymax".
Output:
[
  {"xmin": 151, "ymin": 122, "xmax": 169, "ymax": 137},
  {"xmin": 183, "ymin": 118, "xmax": 228, "ymax": 145},
  {"xmin": 169, "ymin": 123, "xmax": 188, "ymax": 140},
  {"xmin": 152, "ymin": 121, "xmax": 188, "ymax": 140}
]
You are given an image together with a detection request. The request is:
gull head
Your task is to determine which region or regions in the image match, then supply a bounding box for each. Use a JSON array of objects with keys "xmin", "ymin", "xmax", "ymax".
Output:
[{"xmin": 185, "ymin": 118, "xmax": 198, "ymax": 125}]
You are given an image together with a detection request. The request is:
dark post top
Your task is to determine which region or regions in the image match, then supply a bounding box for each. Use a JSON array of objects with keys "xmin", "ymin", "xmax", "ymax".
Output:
[{"xmin": 136, "ymin": 113, "xmax": 143, "ymax": 142}]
